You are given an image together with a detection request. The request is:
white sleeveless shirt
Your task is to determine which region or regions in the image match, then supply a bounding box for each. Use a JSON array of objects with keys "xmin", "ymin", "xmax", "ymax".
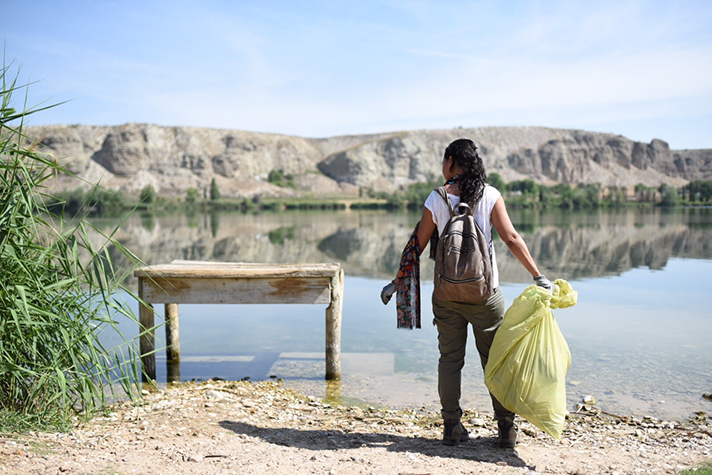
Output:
[{"xmin": 424, "ymin": 184, "xmax": 501, "ymax": 289}]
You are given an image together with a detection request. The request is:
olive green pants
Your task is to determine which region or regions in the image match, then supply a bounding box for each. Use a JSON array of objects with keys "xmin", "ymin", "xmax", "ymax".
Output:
[{"xmin": 432, "ymin": 288, "xmax": 515, "ymax": 423}]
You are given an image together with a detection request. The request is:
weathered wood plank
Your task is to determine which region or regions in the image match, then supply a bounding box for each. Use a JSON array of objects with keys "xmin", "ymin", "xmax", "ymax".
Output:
[
  {"xmin": 134, "ymin": 261, "xmax": 341, "ymax": 280},
  {"xmin": 141, "ymin": 277, "xmax": 332, "ymax": 304}
]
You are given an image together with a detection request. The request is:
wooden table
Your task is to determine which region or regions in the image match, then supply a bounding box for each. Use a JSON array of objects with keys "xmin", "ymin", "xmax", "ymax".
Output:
[{"xmin": 134, "ymin": 261, "xmax": 344, "ymax": 382}]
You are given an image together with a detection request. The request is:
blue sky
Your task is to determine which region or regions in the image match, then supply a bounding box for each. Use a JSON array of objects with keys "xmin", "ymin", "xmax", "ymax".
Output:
[{"xmin": 3, "ymin": 0, "xmax": 711, "ymax": 149}]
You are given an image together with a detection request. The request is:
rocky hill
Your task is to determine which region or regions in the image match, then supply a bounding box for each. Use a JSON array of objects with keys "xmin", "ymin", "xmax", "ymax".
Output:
[{"xmin": 27, "ymin": 123, "xmax": 712, "ymax": 198}]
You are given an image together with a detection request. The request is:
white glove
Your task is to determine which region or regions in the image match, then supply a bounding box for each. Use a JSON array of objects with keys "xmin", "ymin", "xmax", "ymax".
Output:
[
  {"xmin": 534, "ymin": 275, "xmax": 554, "ymax": 293},
  {"xmin": 380, "ymin": 280, "xmax": 397, "ymax": 305}
]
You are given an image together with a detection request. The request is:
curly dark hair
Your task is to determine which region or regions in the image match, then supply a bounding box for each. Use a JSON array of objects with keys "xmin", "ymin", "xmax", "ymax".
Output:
[{"xmin": 444, "ymin": 138, "xmax": 487, "ymax": 204}]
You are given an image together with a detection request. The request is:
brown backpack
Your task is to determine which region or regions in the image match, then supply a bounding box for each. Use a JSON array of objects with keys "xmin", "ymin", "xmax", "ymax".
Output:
[{"xmin": 432, "ymin": 186, "xmax": 494, "ymax": 304}]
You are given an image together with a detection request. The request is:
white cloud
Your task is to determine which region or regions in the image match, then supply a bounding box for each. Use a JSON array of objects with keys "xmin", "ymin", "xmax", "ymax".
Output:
[{"xmin": 4, "ymin": 0, "xmax": 711, "ymax": 147}]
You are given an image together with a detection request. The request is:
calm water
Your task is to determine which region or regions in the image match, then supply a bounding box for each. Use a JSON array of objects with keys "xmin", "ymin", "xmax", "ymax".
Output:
[{"xmin": 98, "ymin": 207, "xmax": 712, "ymax": 421}]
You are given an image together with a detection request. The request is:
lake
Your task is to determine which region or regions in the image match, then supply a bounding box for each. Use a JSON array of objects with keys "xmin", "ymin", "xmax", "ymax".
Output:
[{"xmin": 96, "ymin": 207, "xmax": 712, "ymax": 421}]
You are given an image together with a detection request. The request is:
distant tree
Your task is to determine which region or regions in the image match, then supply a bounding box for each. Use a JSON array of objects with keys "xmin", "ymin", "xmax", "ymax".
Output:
[
  {"xmin": 488, "ymin": 172, "xmax": 505, "ymax": 191},
  {"xmin": 63, "ymin": 187, "xmax": 86, "ymax": 214},
  {"xmin": 682, "ymin": 180, "xmax": 712, "ymax": 202},
  {"xmin": 634, "ymin": 183, "xmax": 649, "ymax": 202},
  {"xmin": 210, "ymin": 178, "xmax": 221, "ymax": 201},
  {"xmin": 508, "ymin": 179, "xmax": 538, "ymax": 194},
  {"xmin": 140, "ymin": 185, "xmax": 155, "ymax": 204},
  {"xmin": 659, "ymin": 186, "xmax": 680, "ymax": 207},
  {"xmin": 403, "ymin": 175, "xmax": 442, "ymax": 207},
  {"xmin": 186, "ymin": 188, "xmax": 200, "ymax": 204},
  {"xmin": 87, "ymin": 188, "xmax": 124, "ymax": 213},
  {"xmin": 267, "ymin": 169, "xmax": 295, "ymax": 188},
  {"xmin": 267, "ymin": 169, "xmax": 284, "ymax": 184},
  {"xmin": 552, "ymin": 183, "xmax": 574, "ymax": 209},
  {"xmin": 538, "ymin": 185, "xmax": 552, "ymax": 207}
]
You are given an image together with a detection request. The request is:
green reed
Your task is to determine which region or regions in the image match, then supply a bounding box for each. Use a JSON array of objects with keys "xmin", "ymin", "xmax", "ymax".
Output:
[{"xmin": 0, "ymin": 61, "xmax": 147, "ymax": 432}]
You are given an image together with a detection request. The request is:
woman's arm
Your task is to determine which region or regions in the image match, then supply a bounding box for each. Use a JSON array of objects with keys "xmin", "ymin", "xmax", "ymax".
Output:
[
  {"xmin": 380, "ymin": 206, "xmax": 438, "ymax": 304},
  {"xmin": 416, "ymin": 207, "xmax": 437, "ymax": 256},
  {"xmin": 491, "ymin": 196, "xmax": 541, "ymax": 278}
]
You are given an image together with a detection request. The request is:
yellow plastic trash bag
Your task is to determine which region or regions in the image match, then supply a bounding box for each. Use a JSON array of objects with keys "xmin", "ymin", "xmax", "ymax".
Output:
[{"xmin": 484, "ymin": 279, "xmax": 577, "ymax": 440}]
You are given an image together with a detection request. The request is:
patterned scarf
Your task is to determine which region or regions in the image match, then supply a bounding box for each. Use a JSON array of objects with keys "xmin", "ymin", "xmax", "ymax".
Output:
[{"xmin": 395, "ymin": 221, "xmax": 438, "ymax": 329}]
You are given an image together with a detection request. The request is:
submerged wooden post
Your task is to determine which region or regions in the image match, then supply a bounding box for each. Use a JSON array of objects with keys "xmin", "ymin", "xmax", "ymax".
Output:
[
  {"xmin": 138, "ymin": 276, "xmax": 156, "ymax": 383},
  {"xmin": 165, "ymin": 303, "xmax": 180, "ymax": 362},
  {"xmin": 325, "ymin": 268, "xmax": 344, "ymax": 380},
  {"xmin": 165, "ymin": 303, "xmax": 181, "ymax": 383}
]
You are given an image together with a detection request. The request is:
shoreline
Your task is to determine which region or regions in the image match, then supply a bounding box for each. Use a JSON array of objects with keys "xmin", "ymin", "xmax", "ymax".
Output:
[
  {"xmin": 1, "ymin": 380, "xmax": 710, "ymax": 474},
  {"xmin": 280, "ymin": 372, "xmax": 710, "ymax": 424}
]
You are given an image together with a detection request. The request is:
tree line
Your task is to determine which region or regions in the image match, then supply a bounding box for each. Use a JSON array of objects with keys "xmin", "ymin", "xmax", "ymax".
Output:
[
  {"xmin": 372, "ymin": 174, "xmax": 712, "ymax": 210},
  {"xmin": 49, "ymin": 172, "xmax": 712, "ymax": 216}
]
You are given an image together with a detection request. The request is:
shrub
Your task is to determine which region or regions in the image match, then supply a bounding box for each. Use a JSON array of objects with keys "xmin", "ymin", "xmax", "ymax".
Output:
[
  {"xmin": 659, "ymin": 185, "xmax": 680, "ymax": 207},
  {"xmin": 185, "ymin": 187, "xmax": 200, "ymax": 204},
  {"xmin": 0, "ymin": 61, "xmax": 145, "ymax": 432},
  {"xmin": 267, "ymin": 169, "xmax": 295, "ymax": 188}
]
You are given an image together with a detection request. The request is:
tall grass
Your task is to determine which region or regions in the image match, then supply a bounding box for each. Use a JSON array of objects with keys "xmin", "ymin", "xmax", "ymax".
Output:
[{"xmin": 0, "ymin": 61, "xmax": 146, "ymax": 432}]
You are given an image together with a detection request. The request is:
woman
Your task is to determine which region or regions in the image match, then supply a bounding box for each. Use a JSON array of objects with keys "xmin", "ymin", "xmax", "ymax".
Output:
[{"xmin": 381, "ymin": 138, "xmax": 553, "ymax": 448}]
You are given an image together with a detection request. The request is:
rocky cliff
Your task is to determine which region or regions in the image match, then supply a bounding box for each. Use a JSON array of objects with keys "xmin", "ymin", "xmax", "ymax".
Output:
[{"xmin": 27, "ymin": 123, "xmax": 712, "ymax": 198}]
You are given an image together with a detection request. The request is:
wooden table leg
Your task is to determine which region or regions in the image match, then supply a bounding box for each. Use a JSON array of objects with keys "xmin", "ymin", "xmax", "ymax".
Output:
[
  {"xmin": 165, "ymin": 303, "xmax": 181, "ymax": 383},
  {"xmin": 325, "ymin": 268, "xmax": 344, "ymax": 380},
  {"xmin": 165, "ymin": 303, "xmax": 181, "ymax": 361},
  {"xmin": 138, "ymin": 277, "xmax": 156, "ymax": 383}
]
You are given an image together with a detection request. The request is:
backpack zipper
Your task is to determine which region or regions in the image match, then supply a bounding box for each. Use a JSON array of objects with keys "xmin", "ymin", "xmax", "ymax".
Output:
[
  {"xmin": 446, "ymin": 230, "xmax": 479, "ymax": 241},
  {"xmin": 438, "ymin": 273, "xmax": 484, "ymax": 284},
  {"xmin": 447, "ymin": 245, "xmax": 473, "ymax": 255}
]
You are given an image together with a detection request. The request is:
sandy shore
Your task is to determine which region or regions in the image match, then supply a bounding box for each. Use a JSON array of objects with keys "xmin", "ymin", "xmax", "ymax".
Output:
[{"xmin": 1, "ymin": 380, "xmax": 710, "ymax": 474}]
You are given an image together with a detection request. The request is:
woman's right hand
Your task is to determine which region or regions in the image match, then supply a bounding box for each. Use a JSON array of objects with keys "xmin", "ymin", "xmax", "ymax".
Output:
[
  {"xmin": 534, "ymin": 275, "xmax": 555, "ymax": 293},
  {"xmin": 380, "ymin": 280, "xmax": 397, "ymax": 305}
]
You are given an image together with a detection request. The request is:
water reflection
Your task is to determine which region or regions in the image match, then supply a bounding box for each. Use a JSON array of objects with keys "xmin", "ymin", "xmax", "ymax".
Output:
[
  {"xmin": 94, "ymin": 208, "xmax": 712, "ymax": 420},
  {"xmin": 92, "ymin": 207, "xmax": 712, "ymax": 283},
  {"xmin": 166, "ymin": 359, "xmax": 180, "ymax": 383}
]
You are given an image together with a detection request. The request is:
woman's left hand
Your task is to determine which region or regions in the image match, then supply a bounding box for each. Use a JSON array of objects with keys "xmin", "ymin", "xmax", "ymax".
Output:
[{"xmin": 380, "ymin": 280, "xmax": 397, "ymax": 304}]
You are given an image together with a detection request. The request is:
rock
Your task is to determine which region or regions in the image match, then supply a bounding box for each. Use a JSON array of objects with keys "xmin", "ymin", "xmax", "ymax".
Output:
[
  {"xmin": 583, "ymin": 395, "xmax": 597, "ymax": 405},
  {"xmin": 27, "ymin": 124, "xmax": 705, "ymax": 199}
]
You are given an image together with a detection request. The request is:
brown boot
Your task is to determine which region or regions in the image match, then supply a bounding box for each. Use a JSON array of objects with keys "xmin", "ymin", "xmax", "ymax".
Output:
[
  {"xmin": 443, "ymin": 420, "xmax": 470, "ymax": 446},
  {"xmin": 442, "ymin": 409, "xmax": 469, "ymax": 446},
  {"xmin": 497, "ymin": 419, "xmax": 518, "ymax": 448}
]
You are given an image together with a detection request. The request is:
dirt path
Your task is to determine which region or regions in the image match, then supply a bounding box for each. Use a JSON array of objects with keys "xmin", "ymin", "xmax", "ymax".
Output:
[{"xmin": 1, "ymin": 380, "xmax": 710, "ymax": 474}]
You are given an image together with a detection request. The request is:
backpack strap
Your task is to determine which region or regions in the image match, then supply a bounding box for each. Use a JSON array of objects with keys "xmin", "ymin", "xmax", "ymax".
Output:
[
  {"xmin": 435, "ymin": 186, "xmax": 473, "ymax": 216},
  {"xmin": 435, "ymin": 186, "xmax": 454, "ymax": 215}
]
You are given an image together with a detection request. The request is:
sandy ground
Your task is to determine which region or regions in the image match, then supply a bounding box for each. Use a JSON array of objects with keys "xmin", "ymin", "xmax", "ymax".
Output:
[{"xmin": 1, "ymin": 380, "xmax": 710, "ymax": 474}]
